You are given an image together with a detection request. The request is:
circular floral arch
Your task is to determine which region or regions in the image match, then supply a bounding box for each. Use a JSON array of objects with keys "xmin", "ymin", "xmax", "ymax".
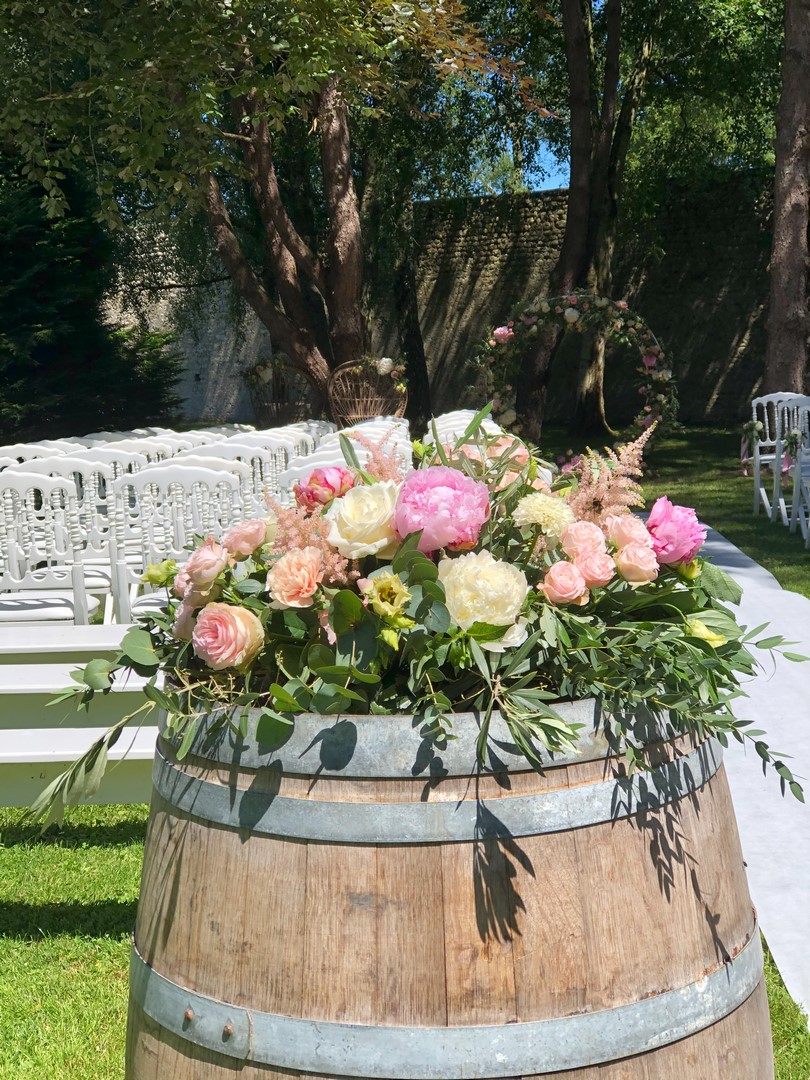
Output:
[{"xmin": 476, "ymin": 291, "xmax": 678, "ymax": 437}]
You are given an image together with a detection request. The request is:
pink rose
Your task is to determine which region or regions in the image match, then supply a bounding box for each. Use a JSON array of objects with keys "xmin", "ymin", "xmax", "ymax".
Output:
[
  {"xmin": 615, "ymin": 542, "xmax": 659, "ymax": 584},
  {"xmin": 267, "ymin": 547, "xmax": 324, "ymax": 609},
  {"xmin": 294, "ymin": 466, "xmax": 355, "ymax": 510},
  {"xmin": 183, "ymin": 536, "xmax": 230, "ymax": 589},
  {"xmin": 221, "ymin": 519, "xmax": 268, "ymax": 558},
  {"xmin": 560, "ymin": 521, "xmax": 607, "ymax": 559},
  {"xmin": 642, "ymin": 353, "xmax": 658, "ymax": 369},
  {"xmin": 574, "ymin": 551, "xmax": 615, "ymax": 588},
  {"xmin": 603, "ymin": 514, "xmax": 653, "ymax": 550},
  {"xmin": 173, "ymin": 566, "xmax": 191, "ymax": 598},
  {"xmin": 646, "ymin": 496, "xmax": 707, "ymax": 565},
  {"xmin": 192, "ymin": 603, "xmax": 265, "ymax": 670},
  {"xmin": 171, "ymin": 597, "xmax": 198, "ymax": 640},
  {"xmin": 393, "ymin": 466, "xmax": 491, "ymax": 553},
  {"xmin": 492, "ymin": 326, "xmax": 514, "ymax": 345},
  {"xmin": 539, "ymin": 561, "xmax": 589, "ymax": 606},
  {"xmin": 487, "ymin": 435, "xmax": 530, "ymax": 466}
]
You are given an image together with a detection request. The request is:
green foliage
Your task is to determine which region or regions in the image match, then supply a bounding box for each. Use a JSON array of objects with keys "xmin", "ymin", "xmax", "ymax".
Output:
[{"xmin": 0, "ymin": 161, "xmax": 182, "ymax": 440}]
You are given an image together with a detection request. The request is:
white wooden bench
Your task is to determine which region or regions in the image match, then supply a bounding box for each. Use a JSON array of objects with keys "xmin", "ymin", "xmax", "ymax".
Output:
[
  {"xmin": 0, "ymin": 622, "xmax": 132, "ymax": 663},
  {"xmin": 0, "ymin": 654, "xmax": 157, "ymax": 807}
]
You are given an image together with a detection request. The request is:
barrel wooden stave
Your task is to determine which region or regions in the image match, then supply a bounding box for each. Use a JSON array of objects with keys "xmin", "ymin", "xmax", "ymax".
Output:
[{"xmin": 127, "ymin": 721, "xmax": 774, "ymax": 1080}]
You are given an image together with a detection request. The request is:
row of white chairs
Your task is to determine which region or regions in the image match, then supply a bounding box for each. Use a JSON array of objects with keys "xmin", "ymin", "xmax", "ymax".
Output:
[{"xmin": 0, "ymin": 417, "xmax": 426, "ymax": 626}]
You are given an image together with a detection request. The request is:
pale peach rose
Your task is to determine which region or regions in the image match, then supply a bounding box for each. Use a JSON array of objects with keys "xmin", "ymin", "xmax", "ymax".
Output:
[
  {"xmin": 183, "ymin": 535, "xmax": 230, "ymax": 588},
  {"xmin": 192, "ymin": 603, "xmax": 265, "ymax": 670},
  {"xmin": 267, "ymin": 547, "xmax": 324, "ymax": 609},
  {"xmin": 221, "ymin": 519, "xmax": 268, "ymax": 559},
  {"xmin": 173, "ymin": 565, "xmax": 220, "ymax": 605},
  {"xmin": 173, "ymin": 566, "xmax": 191, "ymax": 598},
  {"xmin": 560, "ymin": 521, "xmax": 607, "ymax": 559},
  {"xmin": 615, "ymin": 542, "xmax": 659, "ymax": 584},
  {"xmin": 574, "ymin": 550, "xmax": 616, "ymax": 589},
  {"xmin": 539, "ymin": 561, "xmax": 589, "ymax": 606},
  {"xmin": 603, "ymin": 514, "xmax": 653, "ymax": 549},
  {"xmin": 171, "ymin": 597, "xmax": 198, "ymax": 640}
]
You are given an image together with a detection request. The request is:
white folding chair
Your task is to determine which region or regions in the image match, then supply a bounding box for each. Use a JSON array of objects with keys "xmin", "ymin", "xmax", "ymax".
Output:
[
  {"xmin": 173, "ymin": 445, "xmax": 285, "ymax": 505},
  {"xmin": 84, "ymin": 437, "xmax": 173, "ymax": 463},
  {"xmin": 0, "ymin": 443, "xmax": 64, "ymax": 463},
  {"xmin": 0, "ymin": 473, "xmax": 99, "ymax": 625},
  {"xmin": 231, "ymin": 430, "xmax": 316, "ymax": 457},
  {"xmin": 750, "ymin": 394, "xmax": 810, "ymax": 515},
  {"xmin": 109, "ymin": 465, "xmax": 245, "ymax": 621},
  {"xmin": 769, "ymin": 401, "xmax": 810, "ymax": 524}
]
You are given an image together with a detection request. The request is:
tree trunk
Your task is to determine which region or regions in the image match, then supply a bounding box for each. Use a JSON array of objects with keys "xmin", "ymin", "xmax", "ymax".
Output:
[
  {"xmin": 319, "ymin": 76, "xmax": 367, "ymax": 367},
  {"xmin": 517, "ymin": 0, "xmax": 594, "ymax": 440},
  {"xmin": 392, "ymin": 202, "xmax": 431, "ymax": 428},
  {"xmin": 764, "ymin": 0, "xmax": 810, "ymax": 394}
]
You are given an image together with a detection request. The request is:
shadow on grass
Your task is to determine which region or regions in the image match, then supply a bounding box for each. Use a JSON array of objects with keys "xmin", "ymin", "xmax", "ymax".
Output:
[
  {"xmin": 0, "ymin": 899, "xmax": 138, "ymax": 940},
  {"xmin": 0, "ymin": 820, "xmax": 148, "ymax": 849}
]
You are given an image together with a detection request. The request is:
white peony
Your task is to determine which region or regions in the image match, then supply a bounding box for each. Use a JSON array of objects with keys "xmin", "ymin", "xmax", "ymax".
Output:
[
  {"xmin": 563, "ymin": 307, "xmax": 580, "ymax": 324},
  {"xmin": 480, "ymin": 618, "xmax": 529, "ymax": 653},
  {"xmin": 513, "ymin": 492, "xmax": 575, "ymax": 542},
  {"xmin": 438, "ymin": 550, "xmax": 528, "ymax": 630},
  {"xmin": 376, "ymin": 356, "xmax": 395, "ymax": 376},
  {"xmin": 325, "ymin": 481, "xmax": 400, "ymax": 559}
]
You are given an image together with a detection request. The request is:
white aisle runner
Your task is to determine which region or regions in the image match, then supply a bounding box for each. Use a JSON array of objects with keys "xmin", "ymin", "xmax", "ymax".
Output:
[{"xmin": 704, "ymin": 528, "xmax": 810, "ymax": 1013}]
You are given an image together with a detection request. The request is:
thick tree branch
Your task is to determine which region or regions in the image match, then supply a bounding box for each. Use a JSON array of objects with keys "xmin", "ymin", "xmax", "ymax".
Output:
[{"xmin": 200, "ymin": 169, "xmax": 330, "ymax": 389}]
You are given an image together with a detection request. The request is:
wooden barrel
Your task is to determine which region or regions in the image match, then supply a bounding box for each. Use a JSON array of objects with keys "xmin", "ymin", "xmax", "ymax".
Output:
[{"xmin": 126, "ymin": 701, "xmax": 774, "ymax": 1079}]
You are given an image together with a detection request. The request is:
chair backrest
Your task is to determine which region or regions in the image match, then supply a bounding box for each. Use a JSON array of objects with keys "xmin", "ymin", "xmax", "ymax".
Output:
[
  {"xmin": 34, "ymin": 439, "xmax": 88, "ymax": 453},
  {"xmin": 172, "ymin": 444, "xmax": 285, "ymax": 503},
  {"xmin": 230, "ymin": 430, "xmax": 315, "ymax": 456},
  {"xmin": 111, "ymin": 465, "xmax": 245, "ymax": 564},
  {"xmin": 751, "ymin": 394, "xmax": 810, "ymax": 446},
  {"xmin": 86, "ymin": 437, "xmax": 172, "ymax": 463},
  {"xmin": 4, "ymin": 456, "xmax": 118, "ymax": 559},
  {"xmin": 0, "ymin": 472, "xmax": 91, "ymax": 621},
  {"xmin": 65, "ymin": 446, "xmax": 149, "ymax": 476},
  {"xmin": 0, "ymin": 443, "xmax": 62, "ymax": 462},
  {"xmin": 0, "ymin": 456, "xmax": 16, "ymax": 471}
]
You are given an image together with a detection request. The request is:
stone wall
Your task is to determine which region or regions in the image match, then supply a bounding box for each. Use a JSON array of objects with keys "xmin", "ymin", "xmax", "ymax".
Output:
[{"xmin": 142, "ymin": 177, "xmax": 773, "ymax": 426}]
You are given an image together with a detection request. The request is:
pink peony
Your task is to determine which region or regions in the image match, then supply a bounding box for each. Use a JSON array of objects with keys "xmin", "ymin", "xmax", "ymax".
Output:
[
  {"xmin": 221, "ymin": 518, "xmax": 268, "ymax": 559},
  {"xmin": 603, "ymin": 513, "xmax": 653, "ymax": 550},
  {"xmin": 492, "ymin": 326, "xmax": 515, "ymax": 345},
  {"xmin": 392, "ymin": 466, "xmax": 491, "ymax": 553},
  {"xmin": 646, "ymin": 497, "xmax": 707, "ymax": 565},
  {"xmin": 560, "ymin": 521, "xmax": 607, "ymax": 559},
  {"xmin": 574, "ymin": 551, "xmax": 615, "ymax": 589},
  {"xmin": 615, "ymin": 542, "xmax": 659, "ymax": 584},
  {"xmin": 294, "ymin": 466, "xmax": 355, "ymax": 510},
  {"xmin": 192, "ymin": 603, "xmax": 265, "ymax": 670},
  {"xmin": 539, "ymin": 561, "xmax": 589, "ymax": 606},
  {"xmin": 182, "ymin": 536, "xmax": 230, "ymax": 589},
  {"xmin": 267, "ymin": 547, "xmax": 324, "ymax": 609}
]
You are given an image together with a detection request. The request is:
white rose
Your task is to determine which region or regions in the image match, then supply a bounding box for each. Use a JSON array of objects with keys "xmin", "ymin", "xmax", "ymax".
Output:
[
  {"xmin": 563, "ymin": 307, "xmax": 580, "ymax": 324},
  {"xmin": 325, "ymin": 481, "xmax": 400, "ymax": 559},
  {"xmin": 376, "ymin": 356, "xmax": 395, "ymax": 376},
  {"xmin": 438, "ymin": 550, "xmax": 528, "ymax": 630},
  {"xmin": 499, "ymin": 408, "xmax": 517, "ymax": 427}
]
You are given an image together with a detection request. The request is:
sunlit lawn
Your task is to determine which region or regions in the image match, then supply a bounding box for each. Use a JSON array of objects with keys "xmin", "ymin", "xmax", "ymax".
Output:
[{"xmin": 1, "ymin": 426, "xmax": 809, "ymax": 1078}]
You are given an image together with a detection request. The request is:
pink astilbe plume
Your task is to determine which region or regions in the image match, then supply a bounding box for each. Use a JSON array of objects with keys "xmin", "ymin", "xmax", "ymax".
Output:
[
  {"xmin": 265, "ymin": 500, "xmax": 354, "ymax": 585},
  {"xmin": 345, "ymin": 430, "xmax": 409, "ymax": 482},
  {"xmin": 565, "ymin": 425, "xmax": 655, "ymax": 524}
]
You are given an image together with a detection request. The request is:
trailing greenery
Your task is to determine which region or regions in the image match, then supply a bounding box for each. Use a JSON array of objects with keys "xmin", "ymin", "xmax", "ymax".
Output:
[{"xmin": 0, "ymin": 161, "xmax": 183, "ymax": 441}]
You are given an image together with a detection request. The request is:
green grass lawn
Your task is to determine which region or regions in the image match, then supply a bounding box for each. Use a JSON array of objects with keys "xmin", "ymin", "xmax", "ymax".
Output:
[{"xmin": 1, "ymin": 425, "xmax": 809, "ymax": 1078}]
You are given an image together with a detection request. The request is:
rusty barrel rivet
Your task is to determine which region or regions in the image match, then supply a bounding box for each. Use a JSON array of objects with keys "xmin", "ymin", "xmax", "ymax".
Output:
[
  {"xmin": 184, "ymin": 1008, "xmax": 194, "ymax": 1022},
  {"xmin": 223, "ymin": 1022, "xmax": 234, "ymax": 1039}
]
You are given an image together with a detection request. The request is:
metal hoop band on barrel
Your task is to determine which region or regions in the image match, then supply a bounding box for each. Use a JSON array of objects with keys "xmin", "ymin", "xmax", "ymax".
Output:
[
  {"xmin": 152, "ymin": 738, "xmax": 722, "ymax": 844},
  {"xmin": 130, "ymin": 930, "xmax": 764, "ymax": 1078}
]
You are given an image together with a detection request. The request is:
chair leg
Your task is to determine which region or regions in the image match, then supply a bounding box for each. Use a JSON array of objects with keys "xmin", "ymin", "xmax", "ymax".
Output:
[{"xmin": 753, "ymin": 458, "xmax": 761, "ymax": 514}]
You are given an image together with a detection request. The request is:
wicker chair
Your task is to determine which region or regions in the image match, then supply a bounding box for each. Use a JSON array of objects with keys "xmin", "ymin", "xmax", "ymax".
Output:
[
  {"xmin": 247, "ymin": 360, "xmax": 323, "ymax": 426},
  {"xmin": 327, "ymin": 361, "xmax": 408, "ymax": 427}
]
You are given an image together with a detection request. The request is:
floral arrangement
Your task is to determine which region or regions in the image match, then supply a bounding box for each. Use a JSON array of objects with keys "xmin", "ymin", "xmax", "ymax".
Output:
[
  {"xmin": 740, "ymin": 417, "xmax": 804, "ymax": 477},
  {"xmin": 35, "ymin": 407, "xmax": 804, "ymax": 823},
  {"xmin": 477, "ymin": 291, "xmax": 678, "ymax": 436},
  {"xmin": 357, "ymin": 355, "xmax": 407, "ymax": 394}
]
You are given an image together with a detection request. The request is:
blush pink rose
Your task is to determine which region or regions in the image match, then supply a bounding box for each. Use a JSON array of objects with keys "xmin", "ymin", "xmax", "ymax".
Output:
[
  {"xmin": 221, "ymin": 518, "xmax": 268, "ymax": 559},
  {"xmin": 574, "ymin": 551, "xmax": 615, "ymax": 589},
  {"xmin": 539, "ymin": 561, "xmax": 589, "ymax": 606},
  {"xmin": 173, "ymin": 566, "xmax": 191, "ymax": 598},
  {"xmin": 615, "ymin": 542, "xmax": 659, "ymax": 584},
  {"xmin": 392, "ymin": 466, "xmax": 491, "ymax": 553},
  {"xmin": 192, "ymin": 603, "xmax": 265, "ymax": 670},
  {"xmin": 295, "ymin": 466, "xmax": 355, "ymax": 510},
  {"xmin": 603, "ymin": 513, "xmax": 653, "ymax": 550},
  {"xmin": 646, "ymin": 496, "xmax": 707, "ymax": 565},
  {"xmin": 560, "ymin": 521, "xmax": 607, "ymax": 559},
  {"xmin": 492, "ymin": 325, "xmax": 514, "ymax": 344},
  {"xmin": 267, "ymin": 547, "xmax": 324, "ymax": 609},
  {"xmin": 183, "ymin": 536, "xmax": 230, "ymax": 589}
]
